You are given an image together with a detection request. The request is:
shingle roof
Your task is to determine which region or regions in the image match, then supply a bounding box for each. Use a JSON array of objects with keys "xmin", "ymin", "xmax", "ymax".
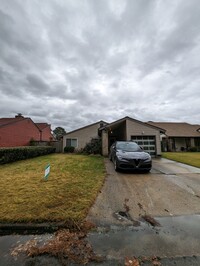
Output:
[
  {"xmin": 0, "ymin": 117, "xmax": 25, "ymax": 127},
  {"xmin": 35, "ymin": 123, "xmax": 49, "ymax": 130},
  {"xmin": 101, "ymin": 116, "xmax": 165, "ymax": 133},
  {"xmin": 65, "ymin": 120, "xmax": 108, "ymax": 135},
  {"xmin": 0, "ymin": 118, "xmax": 51, "ymax": 133},
  {"xmin": 147, "ymin": 122, "xmax": 200, "ymax": 137}
]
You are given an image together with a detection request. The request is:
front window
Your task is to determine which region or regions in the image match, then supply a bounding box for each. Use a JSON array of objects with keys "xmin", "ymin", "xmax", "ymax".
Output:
[{"xmin": 66, "ymin": 138, "xmax": 77, "ymax": 148}]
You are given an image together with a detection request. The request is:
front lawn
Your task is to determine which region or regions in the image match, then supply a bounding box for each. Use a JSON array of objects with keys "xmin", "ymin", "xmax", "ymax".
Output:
[
  {"xmin": 162, "ymin": 152, "xmax": 200, "ymax": 168},
  {"xmin": 0, "ymin": 154, "xmax": 105, "ymax": 223}
]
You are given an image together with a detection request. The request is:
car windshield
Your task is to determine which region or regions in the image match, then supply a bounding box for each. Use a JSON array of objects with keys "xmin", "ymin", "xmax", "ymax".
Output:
[{"xmin": 116, "ymin": 142, "xmax": 142, "ymax": 152}]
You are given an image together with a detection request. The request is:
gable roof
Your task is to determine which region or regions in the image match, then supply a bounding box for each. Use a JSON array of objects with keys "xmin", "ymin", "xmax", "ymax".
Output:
[
  {"xmin": 147, "ymin": 122, "xmax": 200, "ymax": 137},
  {"xmin": 65, "ymin": 120, "xmax": 108, "ymax": 135},
  {"xmin": 35, "ymin": 123, "xmax": 50, "ymax": 131},
  {"xmin": 0, "ymin": 117, "xmax": 52, "ymax": 134},
  {"xmin": 102, "ymin": 116, "xmax": 165, "ymax": 133}
]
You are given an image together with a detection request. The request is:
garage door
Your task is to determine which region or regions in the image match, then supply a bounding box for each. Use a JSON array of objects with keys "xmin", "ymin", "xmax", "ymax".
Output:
[{"xmin": 131, "ymin": 136, "xmax": 156, "ymax": 156}]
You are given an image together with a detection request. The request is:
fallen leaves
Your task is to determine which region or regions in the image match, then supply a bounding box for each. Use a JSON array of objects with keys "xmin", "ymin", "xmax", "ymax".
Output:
[
  {"xmin": 11, "ymin": 239, "xmax": 38, "ymax": 257},
  {"xmin": 124, "ymin": 198, "xmax": 130, "ymax": 213},
  {"xmin": 11, "ymin": 222, "xmax": 102, "ymax": 265},
  {"xmin": 125, "ymin": 256, "xmax": 161, "ymax": 266},
  {"xmin": 151, "ymin": 256, "xmax": 161, "ymax": 265},
  {"xmin": 125, "ymin": 257, "xmax": 140, "ymax": 266},
  {"xmin": 142, "ymin": 215, "xmax": 161, "ymax": 227},
  {"xmin": 28, "ymin": 229, "xmax": 102, "ymax": 264}
]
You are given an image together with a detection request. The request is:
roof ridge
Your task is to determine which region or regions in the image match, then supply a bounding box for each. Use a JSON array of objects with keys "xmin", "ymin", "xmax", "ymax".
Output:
[
  {"xmin": 65, "ymin": 120, "xmax": 108, "ymax": 135},
  {"xmin": 0, "ymin": 117, "xmax": 26, "ymax": 128}
]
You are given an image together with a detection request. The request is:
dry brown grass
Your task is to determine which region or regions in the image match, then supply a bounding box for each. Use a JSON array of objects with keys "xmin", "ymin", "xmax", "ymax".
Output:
[{"xmin": 0, "ymin": 154, "xmax": 105, "ymax": 223}]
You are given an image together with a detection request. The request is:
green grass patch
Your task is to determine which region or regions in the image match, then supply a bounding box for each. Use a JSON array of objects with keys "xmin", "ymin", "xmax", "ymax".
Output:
[
  {"xmin": 0, "ymin": 154, "xmax": 105, "ymax": 223},
  {"xmin": 162, "ymin": 152, "xmax": 200, "ymax": 168}
]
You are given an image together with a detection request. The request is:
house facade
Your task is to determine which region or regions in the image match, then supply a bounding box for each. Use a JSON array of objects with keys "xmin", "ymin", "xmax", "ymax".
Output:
[
  {"xmin": 63, "ymin": 120, "xmax": 108, "ymax": 151},
  {"xmin": 0, "ymin": 114, "xmax": 54, "ymax": 147},
  {"xmin": 63, "ymin": 116, "xmax": 164, "ymax": 156},
  {"xmin": 148, "ymin": 122, "xmax": 200, "ymax": 152}
]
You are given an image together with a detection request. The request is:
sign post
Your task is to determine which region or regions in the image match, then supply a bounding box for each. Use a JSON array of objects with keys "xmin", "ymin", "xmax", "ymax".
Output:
[{"xmin": 44, "ymin": 163, "xmax": 50, "ymax": 180}]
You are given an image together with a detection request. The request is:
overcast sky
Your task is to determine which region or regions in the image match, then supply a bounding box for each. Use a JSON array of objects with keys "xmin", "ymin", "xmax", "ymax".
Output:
[{"xmin": 0, "ymin": 0, "xmax": 200, "ymax": 131}]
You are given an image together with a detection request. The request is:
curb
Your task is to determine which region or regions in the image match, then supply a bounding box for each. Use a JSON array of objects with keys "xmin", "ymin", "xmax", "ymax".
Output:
[{"xmin": 0, "ymin": 222, "xmax": 67, "ymax": 235}]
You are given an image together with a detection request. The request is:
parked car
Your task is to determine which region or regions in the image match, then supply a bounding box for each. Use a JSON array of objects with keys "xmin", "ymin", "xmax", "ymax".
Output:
[{"xmin": 109, "ymin": 141, "xmax": 152, "ymax": 172}]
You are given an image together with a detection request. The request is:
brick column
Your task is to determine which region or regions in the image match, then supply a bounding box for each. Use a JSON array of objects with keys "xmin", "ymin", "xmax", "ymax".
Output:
[{"xmin": 102, "ymin": 130, "xmax": 108, "ymax": 156}]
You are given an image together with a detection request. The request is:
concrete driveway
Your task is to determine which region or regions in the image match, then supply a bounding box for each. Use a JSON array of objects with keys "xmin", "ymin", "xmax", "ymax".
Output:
[
  {"xmin": 86, "ymin": 158, "xmax": 200, "ymax": 264},
  {"xmin": 87, "ymin": 157, "xmax": 200, "ymax": 226}
]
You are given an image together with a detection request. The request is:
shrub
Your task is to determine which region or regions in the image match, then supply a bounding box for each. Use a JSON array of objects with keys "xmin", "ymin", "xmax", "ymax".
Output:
[
  {"xmin": 0, "ymin": 146, "xmax": 56, "ymax": 164},
  {"xmin": 29, "ymin": 138, "xmax": 36, "ymax": 146},
  {"xmin": 82, "ymin": 138, "xmax": 102, "ymax": 155},
  {"xmin": 188, "ymin": 146, "xmax": 197, "ymax": 152},
  {"xmin": 64, "ymin": 146, "xmax": 75, "ymax": 153}
]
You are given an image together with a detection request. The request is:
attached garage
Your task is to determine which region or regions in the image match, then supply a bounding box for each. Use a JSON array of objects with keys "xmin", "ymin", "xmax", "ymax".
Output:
[{"xmin": 101, "ymin": 116, "xmax": 165, "ymax": 156}]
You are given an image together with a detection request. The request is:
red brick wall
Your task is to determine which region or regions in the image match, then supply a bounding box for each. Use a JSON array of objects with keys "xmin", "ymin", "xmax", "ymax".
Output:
[
  {"xmin": 0, "ymin": 118, "xmax": 40, "ymax": 147},
  {"xmin": 41, "ymin": 126, "xmax": 53, "ymax": 141}
]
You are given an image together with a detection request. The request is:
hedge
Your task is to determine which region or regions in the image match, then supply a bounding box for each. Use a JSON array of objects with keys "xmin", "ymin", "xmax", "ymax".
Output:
[
  {"xmin": 64, "ymin": 146, "xmax": 75, "ymax": 153},
  {"xmin": 0, "ymin": 146, "xmax": 56, "ymax": 164}
]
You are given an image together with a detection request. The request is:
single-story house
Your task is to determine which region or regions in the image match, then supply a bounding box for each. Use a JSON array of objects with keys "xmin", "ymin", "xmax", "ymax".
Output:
[
  {"xmin": 0, "ymin": 114, "xmax": 54, "ymax": 147},
  {"xmin": 63, "ymin": 116, "xmax": 165, "ymax": 156},
  {"xmin": 147, "ymin": 122, "xmax": 200, "ymax": 152}
]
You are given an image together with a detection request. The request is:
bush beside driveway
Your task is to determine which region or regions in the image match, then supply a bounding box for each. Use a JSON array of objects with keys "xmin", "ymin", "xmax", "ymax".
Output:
[{"xmin": 0, "ymin": 154, "xmax": 105, "ymax": 224}]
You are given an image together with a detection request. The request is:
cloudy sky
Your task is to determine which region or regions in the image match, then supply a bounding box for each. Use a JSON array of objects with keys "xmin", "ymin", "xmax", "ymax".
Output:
[{"xmin": 0, "ymin": 0, "xmax": 200, "ymax": 131}]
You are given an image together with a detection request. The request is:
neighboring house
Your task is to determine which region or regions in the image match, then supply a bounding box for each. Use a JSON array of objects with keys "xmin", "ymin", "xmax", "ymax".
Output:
[
  {"xmin": 0, "ymin": 114, "xmax": 54, "ymax": 147},
  {"xmin": 35, "ymin": 123, "xmax": 54, "ymax": 142},
  {"xmin": 63, "ymin": 116, "xmax": 165, "ymax": 156},
  {"xmin": 148, "ymin": 122, "xmax": 200, "ymax": 152}
]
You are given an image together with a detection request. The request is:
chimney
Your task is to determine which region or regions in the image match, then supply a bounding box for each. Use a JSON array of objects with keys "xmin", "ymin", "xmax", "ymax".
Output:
[
  {"xmin": 15, "ymin": 113, "xmax": 24, "ymax": 118},
  {"xmin": 100, "ymin": 121, "xmax": 104, "ymax": 128}
]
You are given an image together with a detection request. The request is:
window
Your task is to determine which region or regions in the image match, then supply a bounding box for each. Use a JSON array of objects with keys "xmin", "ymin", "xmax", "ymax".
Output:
[
  {"xmin": 66, "ymin": 138, "xmax": 78, "ymax": 148},
  {"xmin": 131, "ymin": 136, "xmax": 156, "ymax": 155}
]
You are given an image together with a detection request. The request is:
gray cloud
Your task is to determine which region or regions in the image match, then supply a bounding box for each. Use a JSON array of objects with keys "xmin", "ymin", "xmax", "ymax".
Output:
[
  {"xmin": 26, "ymin": 74, "xmax": 49, "ymax": 93},
  {"xmin": 0, "ymin": 0, "xmax": 200, "ymax": 131}
]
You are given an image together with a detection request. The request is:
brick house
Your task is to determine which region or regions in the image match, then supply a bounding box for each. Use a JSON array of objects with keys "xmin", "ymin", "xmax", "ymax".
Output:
[
  {"xmin": 35, "ymin": 123, "xmax": 53, "ymax": 142},
  {"xmin": 0, "ymin": 114, "xmax": 54, "ymax": 147}
]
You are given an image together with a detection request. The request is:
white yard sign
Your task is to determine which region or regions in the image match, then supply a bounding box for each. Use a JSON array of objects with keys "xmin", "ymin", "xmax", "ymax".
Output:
[{"xmin": 44, "ymin": 163, "xmax": 50, "ymax": 180}]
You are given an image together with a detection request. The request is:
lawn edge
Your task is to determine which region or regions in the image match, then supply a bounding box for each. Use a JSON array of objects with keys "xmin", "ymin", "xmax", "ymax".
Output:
[{"xmin": 0, "ymin": 222, "xmax": 73, "ymax": 235}]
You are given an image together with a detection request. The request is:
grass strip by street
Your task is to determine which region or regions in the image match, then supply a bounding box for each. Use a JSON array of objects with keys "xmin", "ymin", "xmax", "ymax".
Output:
[
  {"xmin": 0, "ymin": 154, "xmax": 105, "ymax": 224},
  {"xmin": 162, "ymin": 152, "xmax": 200, "ymax": 168}
]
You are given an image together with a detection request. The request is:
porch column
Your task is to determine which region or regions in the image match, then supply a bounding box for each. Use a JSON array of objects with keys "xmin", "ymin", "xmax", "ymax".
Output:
[
  {"xmin": 102, "ymin": 130, "xmax": 108, "ymax": 156},
  {"xmin": 191, "ymin": 138, "xmax": 195, "ymax": 147}
]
